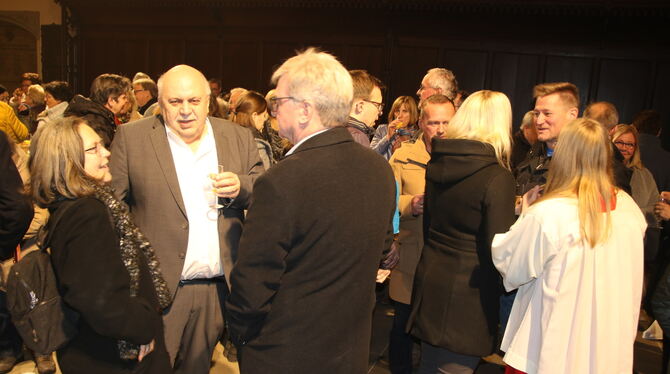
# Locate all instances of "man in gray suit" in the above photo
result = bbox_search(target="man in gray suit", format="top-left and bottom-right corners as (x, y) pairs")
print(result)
(110, 64), (263, 374)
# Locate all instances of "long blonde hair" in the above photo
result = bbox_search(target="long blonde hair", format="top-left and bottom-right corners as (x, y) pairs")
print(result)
(537, 118), (614, 248)
(443, 90), (512, 169)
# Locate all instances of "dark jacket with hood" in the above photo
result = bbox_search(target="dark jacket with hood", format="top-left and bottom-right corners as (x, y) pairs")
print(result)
(408, 138), (516, 357)
(65, 95), (117, 148)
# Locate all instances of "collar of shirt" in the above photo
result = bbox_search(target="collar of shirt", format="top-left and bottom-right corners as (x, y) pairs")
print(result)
(285, 128), (329, 156)
(165, 117), (215, 155)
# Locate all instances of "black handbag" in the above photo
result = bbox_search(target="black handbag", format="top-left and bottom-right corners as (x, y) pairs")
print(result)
(5, 202), (80, 354)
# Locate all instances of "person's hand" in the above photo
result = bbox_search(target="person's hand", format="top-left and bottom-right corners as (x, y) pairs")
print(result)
(521, 185), (543, 213)
(411, 194), (424, 216)
(382, 241), (400, 269)
(376, 269), (391, 283)
(138, 339), (155, 362)
(387, 119), (403, 140)
(211, 172), (241, 199)
(656, 192), (670, 221)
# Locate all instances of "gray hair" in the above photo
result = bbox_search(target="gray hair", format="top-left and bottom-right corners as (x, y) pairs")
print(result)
(271, 48), (353, 128)
(425, 68), (458, 101)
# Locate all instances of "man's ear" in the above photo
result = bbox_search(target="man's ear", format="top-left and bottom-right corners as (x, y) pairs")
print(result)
(352, 99), (364, 115)
(297, 101), (313, 126)
(105, 96), (116, 111)
(567, 107), (579, 120)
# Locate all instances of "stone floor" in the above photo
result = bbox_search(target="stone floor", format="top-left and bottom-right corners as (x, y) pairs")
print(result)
(6, 303), (664, 374)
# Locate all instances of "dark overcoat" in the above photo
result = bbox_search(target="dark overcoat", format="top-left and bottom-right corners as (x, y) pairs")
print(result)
(226, 127), (396, 374)
(408, 138), (515, 357)
(49, 197), (172, 374)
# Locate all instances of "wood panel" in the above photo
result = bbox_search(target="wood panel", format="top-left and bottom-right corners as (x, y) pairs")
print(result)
(146, 38), (186, 81)
(442, 49), (488, 93)
(221, 41), (262, 92)
(391, 44), (440, 100)
(185, 40), (222, 81)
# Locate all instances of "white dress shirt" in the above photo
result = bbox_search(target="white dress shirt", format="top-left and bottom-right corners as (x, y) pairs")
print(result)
(166, 119), (223, 280)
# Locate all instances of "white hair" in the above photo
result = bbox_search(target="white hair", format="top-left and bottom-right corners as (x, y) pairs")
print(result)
(271, 48), (353, 128)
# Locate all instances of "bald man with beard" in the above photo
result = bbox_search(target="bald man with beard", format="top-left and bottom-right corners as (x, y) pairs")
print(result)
(110, 65), (263, 374)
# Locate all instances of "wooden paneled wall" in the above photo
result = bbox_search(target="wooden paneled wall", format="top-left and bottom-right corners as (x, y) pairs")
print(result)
(62, 3), (670, 126)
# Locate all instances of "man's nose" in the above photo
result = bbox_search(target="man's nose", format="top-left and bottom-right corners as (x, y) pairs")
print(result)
(179, 102), (191, 115)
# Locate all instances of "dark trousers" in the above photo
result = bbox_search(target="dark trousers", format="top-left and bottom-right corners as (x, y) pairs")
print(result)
(389, 301), (413, 374)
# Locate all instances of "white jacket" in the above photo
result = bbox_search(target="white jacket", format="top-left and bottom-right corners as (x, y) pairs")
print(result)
(492, 191), (646, 374)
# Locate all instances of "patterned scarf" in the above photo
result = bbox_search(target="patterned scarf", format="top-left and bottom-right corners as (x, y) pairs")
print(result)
(91, 183), (172, 360)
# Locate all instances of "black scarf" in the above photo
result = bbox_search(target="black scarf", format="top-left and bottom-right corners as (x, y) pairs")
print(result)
(92, 183), (172, 359)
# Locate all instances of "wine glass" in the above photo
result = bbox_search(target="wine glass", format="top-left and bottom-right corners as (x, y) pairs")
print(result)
(209, 164), (225, 209)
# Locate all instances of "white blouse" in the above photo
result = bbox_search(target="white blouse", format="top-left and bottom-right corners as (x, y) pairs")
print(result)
(492, 191), (646, 374)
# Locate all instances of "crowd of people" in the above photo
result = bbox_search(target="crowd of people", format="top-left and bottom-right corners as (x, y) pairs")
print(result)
(1, 46), (670, 374)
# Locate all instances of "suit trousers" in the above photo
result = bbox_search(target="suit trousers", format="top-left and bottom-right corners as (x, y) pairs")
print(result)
(163, 280), (227, 374)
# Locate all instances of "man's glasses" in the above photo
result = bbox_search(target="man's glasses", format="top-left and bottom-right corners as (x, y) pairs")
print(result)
(269, 96), (305, 115)
(363, 99), (384, 113)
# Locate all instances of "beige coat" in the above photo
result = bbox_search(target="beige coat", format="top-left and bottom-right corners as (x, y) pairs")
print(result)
(389, 137), (429, 304)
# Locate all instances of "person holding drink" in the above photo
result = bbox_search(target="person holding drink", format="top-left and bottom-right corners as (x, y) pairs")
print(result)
(371, 96), (420, 160)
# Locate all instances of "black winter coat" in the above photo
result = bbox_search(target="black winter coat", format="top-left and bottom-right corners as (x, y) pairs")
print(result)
(409, 138), (515, 356)
(65, 95), (117, 148)
(0, 130), (32, 260)
(49, 197), (171, 374)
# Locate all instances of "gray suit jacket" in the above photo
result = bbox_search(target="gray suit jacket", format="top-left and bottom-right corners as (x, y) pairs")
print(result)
(109, 115), (263, 296)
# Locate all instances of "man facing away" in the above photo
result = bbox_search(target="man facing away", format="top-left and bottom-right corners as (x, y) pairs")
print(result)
(346, 69), (384, 146)
(225, 48), (396, 374)
(109, 64), (263, 374)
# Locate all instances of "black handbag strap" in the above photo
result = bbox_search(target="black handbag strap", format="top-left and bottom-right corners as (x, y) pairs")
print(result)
(36, 200), (77, 252)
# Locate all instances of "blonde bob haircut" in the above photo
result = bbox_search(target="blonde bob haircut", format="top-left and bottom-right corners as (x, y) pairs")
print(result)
(387, 96), (419, 126)
(27, 84), (45, 106)
(536, 118), (614, 248)
(443, 90), (512, 169)
(611, 124), (643, 169)
(271, 47), (353, 128)
(29, 117), (96, 207)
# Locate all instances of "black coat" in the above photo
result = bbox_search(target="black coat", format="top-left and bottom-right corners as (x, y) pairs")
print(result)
(226, 127), (396, 374)
(0, 130), (33, 260)
(49, 197), (171, 374)
(65, 95), (117, 148)
(409, 138), (515, 357)
(514, 141), (632, 195)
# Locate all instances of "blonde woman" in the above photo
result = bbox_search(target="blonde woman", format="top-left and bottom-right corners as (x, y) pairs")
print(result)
(408, 90), (516, 373)
(611, 124), (659, 227)
(492, 118), (646, 374)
